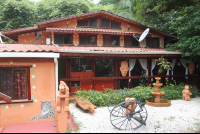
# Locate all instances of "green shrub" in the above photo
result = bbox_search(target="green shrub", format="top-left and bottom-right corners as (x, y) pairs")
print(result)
(74, 83), (198, 107)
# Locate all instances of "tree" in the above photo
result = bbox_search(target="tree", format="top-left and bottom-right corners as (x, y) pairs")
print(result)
(132, 0), (199, 32)
(114, 0), (137, 21)
(36, 0), (90, 22)
(166, 3), (200, 62)
(99, 0), (120, 5)
(0, 0), (36, 31)
(89, 4), (114, 13)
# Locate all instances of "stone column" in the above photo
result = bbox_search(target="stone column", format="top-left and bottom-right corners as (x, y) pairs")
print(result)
(57, 81), (69, 133)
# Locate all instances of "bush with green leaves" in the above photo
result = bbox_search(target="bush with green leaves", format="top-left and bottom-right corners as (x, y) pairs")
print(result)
(75, 81), (198, 107)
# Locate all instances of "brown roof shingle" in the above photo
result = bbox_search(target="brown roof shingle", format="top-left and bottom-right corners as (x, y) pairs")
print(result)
(0, 44), (59, 52)
(59, 46), (171, 53)
(46, 28), (143, 35)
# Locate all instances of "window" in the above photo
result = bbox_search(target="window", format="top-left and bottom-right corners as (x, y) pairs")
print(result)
(80, 35), (96, 45)
(77, 17), (121, 29)
(0, 65), (32, 102)
(55, 34), (72, 45)
(71, 81), (80, 87)
(101, 18), (110, 28)
(95, 59), (114, 77)
(77, 17), (98, 27)
(101, 18), (120, 29)
(146, 37), (159, 48)
(103, 35), (119, 46)
(71, 59), (92, 72)
(124, 36), (139, 47)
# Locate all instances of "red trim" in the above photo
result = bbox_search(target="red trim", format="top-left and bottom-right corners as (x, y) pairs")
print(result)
(0, 65), (32, 68)
(0, 100), (33, 104)
(27, 67), (31, 100)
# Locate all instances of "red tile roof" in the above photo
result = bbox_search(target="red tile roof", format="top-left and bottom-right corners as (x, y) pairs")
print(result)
(1, 26), (39, 35)
(0, 44), (59, 52)
(46, 28), (144, 35)
(59, 46), (173, 53)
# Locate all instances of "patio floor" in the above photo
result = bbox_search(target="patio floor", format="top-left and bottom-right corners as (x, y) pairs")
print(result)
(3, 121), (57, 133)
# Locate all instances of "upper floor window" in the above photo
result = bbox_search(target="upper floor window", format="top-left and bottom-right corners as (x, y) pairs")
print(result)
(146, 37), (159, 48)
(124, 36), (139, 47)
(77, 17), (98, 27)
(77, 16), (121, 29)
(103, 35), (119, 46)
(101, 18), (120, 29)
(80, 35), (96, 46)
(55, 34), (72, 45)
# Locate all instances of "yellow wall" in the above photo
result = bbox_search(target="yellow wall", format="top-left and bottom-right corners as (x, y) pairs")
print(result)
(0, 58), (56, 128)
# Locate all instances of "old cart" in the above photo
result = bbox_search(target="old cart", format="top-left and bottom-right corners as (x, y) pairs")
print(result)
(108, 92), (147, 130)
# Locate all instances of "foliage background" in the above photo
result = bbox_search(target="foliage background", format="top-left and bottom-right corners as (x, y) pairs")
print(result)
(0, 0), (199, 61)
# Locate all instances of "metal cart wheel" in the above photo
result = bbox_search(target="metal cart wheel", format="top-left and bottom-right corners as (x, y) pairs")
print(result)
(107, 92), (135, 113)
(110, 100), (147, 130)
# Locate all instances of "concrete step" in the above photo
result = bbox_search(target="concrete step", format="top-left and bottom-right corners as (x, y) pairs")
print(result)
(3, 121), (57, 133)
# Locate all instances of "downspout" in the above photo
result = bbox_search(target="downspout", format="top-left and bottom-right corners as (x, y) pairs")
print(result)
(54, 57), (58, 102)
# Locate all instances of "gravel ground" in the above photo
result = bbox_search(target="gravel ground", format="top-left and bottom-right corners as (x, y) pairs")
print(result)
(69, 96), (200, 133)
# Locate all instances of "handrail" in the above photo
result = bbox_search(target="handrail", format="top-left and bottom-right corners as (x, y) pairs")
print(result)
(0, 92), (11, 103)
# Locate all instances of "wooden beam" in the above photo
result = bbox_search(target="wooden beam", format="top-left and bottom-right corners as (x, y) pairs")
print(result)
(0, 33), (17, 43)
(58, 74), (189, 81)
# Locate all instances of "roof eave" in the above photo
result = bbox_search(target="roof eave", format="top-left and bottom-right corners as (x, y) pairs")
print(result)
(58, 49), (182, 55)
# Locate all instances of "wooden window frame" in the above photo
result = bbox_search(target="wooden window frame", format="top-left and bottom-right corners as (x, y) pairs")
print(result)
(79, 34), (97, 46)
(124, 36), (140, 47)
(0, 65), (33, 104)
(146, 37), (160, 48)
(77, 16), (121, 30)
(77, 17), (99, 28)
(103, 35), (120, 47)
(54, 34), (73, 45)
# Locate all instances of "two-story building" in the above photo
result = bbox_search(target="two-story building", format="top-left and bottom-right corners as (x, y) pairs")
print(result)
(0, 10), (193, 128)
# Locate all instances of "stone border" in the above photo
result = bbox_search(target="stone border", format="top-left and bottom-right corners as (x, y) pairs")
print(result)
(145, 98), (171, 107)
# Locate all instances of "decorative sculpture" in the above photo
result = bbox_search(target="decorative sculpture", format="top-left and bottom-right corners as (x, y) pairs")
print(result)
(182, 85), (192, 101)
(57, 81), (69, 113)
(75, 96), (96, 114)
(57, 81), (69, 133)
(188, 61), (195, 74)
(120, 61), (129, 77)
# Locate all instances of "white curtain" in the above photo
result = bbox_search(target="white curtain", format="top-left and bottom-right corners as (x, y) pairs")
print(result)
(172, 59), (177, 80)
(151, 59), (157, 81)
(129, 59), (136, 82)
(180, 58), (188, 79)
(139, 59), (148, 76)
(164, 59), (170, 76)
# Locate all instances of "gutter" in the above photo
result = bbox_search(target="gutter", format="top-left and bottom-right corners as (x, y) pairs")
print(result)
(58, 50), (182, 55)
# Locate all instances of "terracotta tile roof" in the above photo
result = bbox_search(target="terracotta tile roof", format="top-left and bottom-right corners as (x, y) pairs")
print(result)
(39, 10), (176, 39)
(0, 43), (59, 52)
(46, 28), (143, 35)
(1, 26), (39, 35)
(59, 46), (173, 53)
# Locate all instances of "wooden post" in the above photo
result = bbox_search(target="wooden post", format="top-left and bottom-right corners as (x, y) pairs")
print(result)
(51, 32), (54, 44)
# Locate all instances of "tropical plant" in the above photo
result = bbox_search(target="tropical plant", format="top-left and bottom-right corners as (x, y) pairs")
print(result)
(155, 57), (172, 75)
